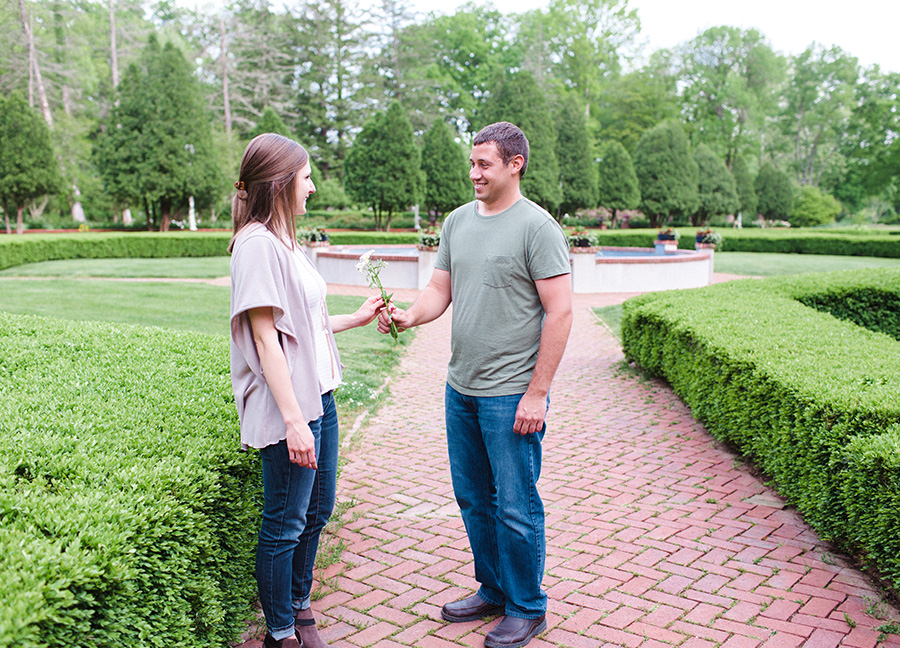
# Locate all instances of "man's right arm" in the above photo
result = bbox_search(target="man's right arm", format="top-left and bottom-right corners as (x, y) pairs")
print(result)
(377, 268), (451, 333)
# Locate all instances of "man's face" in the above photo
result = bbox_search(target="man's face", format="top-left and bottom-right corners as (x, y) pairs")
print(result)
(469, 142), (517, 205)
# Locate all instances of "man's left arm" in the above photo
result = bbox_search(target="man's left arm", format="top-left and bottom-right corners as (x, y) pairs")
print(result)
(514, 273), (574, 435)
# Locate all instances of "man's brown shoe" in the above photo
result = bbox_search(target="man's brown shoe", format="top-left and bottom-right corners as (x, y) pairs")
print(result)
(441, 594), (505, 622)
(484, 614), (547, 648)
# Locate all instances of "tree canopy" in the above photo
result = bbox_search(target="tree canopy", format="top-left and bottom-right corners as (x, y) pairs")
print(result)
(633, 120), (699, 227)
(596, 141), (640, 228)
(693, 144), (740, 226)
(421, 120), (472, 217)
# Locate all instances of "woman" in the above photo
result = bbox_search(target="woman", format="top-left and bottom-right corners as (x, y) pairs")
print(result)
(229, 133), (382, 648)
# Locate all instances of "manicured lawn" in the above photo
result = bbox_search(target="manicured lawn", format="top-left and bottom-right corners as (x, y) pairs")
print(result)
(0, 277), (409, 433)
(714, 251), (900, 276)
(0, 256), (231, 278)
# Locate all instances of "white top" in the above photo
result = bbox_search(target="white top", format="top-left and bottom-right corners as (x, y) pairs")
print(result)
(292, 247), (341, 393)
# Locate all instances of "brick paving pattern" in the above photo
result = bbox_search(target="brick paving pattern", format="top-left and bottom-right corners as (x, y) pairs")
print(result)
(238, 284), (900, 648)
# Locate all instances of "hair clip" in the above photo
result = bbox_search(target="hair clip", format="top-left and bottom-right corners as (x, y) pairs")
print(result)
(234, 180), (245, 191)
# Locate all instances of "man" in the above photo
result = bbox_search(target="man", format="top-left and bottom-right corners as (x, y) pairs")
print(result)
(378, 121), (573, 648)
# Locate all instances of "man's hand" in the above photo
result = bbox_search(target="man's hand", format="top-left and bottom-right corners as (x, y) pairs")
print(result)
(377, 301), (410, 334)
(513, 390), (547, 435)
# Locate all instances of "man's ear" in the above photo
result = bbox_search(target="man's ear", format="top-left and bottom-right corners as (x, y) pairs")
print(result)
(509, 154), (525, 174)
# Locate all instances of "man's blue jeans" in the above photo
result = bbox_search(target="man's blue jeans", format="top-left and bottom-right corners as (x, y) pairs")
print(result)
(445, 383), (547, 619)
(256, 392), (338, 641)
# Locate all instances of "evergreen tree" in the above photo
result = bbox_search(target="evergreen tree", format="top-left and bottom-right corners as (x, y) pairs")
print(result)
(731, 155), (757, 224)
(344, 102), (422, 231)
(633, 121), (699, 227)
(790, 185), (840, 227)
(96, 36), (222, 231)
(556, 93), (597, 217)
(248, 106), (293, 139)
(421, 120), (471, 218)
(693, 144), (740, 226)
(596, 141), (640, 228)
(0, 93), (61, 234)
(478, 70), (562, 213)
(755, 162), (794, 222)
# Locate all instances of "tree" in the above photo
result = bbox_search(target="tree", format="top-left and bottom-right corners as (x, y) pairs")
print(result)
(0, 93), (61, 234)
(779, 44), (858, 187)
(791, 185), (841, 227)
(596, 141), (640, 228)
(731, 155), (757, 223)
(344, 102), (422, 231)
(633, 120), (699, 227)
(421, 120), (471, 218)
(693, 144), (739, 226)
(248, 106), (292, 139)
(478, 70), (562, 213)
(556, 93), (597, 217)
(755, 161), (794, 222)
(676, 26), (784, 167)
(96, 36), (222, 231)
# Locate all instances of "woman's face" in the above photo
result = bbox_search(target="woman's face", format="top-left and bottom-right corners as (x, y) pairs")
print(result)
(294, 161), (315, 214)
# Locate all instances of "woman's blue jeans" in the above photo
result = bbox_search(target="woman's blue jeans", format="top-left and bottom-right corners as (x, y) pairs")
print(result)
(445, 383), (548, 619)
(256, 392), (338, 641)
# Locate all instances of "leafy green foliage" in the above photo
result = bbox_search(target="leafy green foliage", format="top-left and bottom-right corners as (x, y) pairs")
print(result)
(0, 93), (61, 232)
(0, 313), (260, 646)
(344, 102), (422, 231)
(693, 144), (740, 226)
(95, 36), (222, 231)
(421, 120), (471, 217)
(596, 141), (640, 228)
(633, 120), (699, 227)
(755, 161), (794, 221)
(731, 155), (758, 221)
(791, 185), (842, 227)
(621, 267), (900, 592)
(477, 70), (562, 213)
(555, 93), (598, 217)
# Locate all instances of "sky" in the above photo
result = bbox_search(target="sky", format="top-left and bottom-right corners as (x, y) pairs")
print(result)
(407, 0), (900, 73)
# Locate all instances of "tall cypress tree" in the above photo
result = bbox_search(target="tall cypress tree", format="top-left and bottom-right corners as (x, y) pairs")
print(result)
(344, 102), (422, 231)
(0, 93), (61, 234)
(478, 70), (562, 213)
(596, 141), (640, 228)
(731, 155), (757, 224)
(693, 144), (739, 226)
(633, 120), (699, 227)
(96, 36), (222, 231)
(556, 93), (597, 219)
(421, 120), (471, 218)
(755, 162), (794, 222)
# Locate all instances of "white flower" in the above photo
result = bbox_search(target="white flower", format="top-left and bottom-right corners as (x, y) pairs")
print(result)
(356, 249), (374, 272)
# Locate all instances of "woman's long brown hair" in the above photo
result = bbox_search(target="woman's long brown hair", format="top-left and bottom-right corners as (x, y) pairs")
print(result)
(228, 133), (309, 252)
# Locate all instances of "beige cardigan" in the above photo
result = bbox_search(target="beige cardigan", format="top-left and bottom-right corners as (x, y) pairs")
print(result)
(230, 225), (342, 449)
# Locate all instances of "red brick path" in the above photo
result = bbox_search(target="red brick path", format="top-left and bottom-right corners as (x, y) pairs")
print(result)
(238, 284), (900, 648)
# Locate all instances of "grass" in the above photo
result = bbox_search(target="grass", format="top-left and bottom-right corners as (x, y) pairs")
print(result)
(0, 256), (231, 278)
(591, 251), (900, 338)
(0, 275), (410, 434)
(714, 251), (900, 276)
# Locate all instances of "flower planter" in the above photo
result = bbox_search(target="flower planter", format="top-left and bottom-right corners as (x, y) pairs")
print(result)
(415, 244), (439, 252)
(570, 246), (598, 254)
(304, 240), (330, 248)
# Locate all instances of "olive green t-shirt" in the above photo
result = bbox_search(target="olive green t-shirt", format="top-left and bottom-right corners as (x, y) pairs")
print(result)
(435, 198), (570, 396)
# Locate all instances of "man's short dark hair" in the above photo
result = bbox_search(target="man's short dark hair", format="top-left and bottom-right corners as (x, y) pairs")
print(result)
(473, 121), (530, 178)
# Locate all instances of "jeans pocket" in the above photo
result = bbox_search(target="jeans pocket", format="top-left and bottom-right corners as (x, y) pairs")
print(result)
(483, 255), (515, 288)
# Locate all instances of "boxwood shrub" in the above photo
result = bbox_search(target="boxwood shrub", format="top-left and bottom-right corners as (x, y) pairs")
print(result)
(621, 267), (900, 591)
(0, 232), (421, 272)
(0, 313), (260, 647)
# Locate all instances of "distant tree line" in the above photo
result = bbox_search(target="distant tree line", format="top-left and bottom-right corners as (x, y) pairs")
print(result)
(1, 0), (898, 232)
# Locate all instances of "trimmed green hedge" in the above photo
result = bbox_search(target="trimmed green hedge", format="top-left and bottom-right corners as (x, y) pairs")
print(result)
(0, 313), (259, 647)
(588, 228), (900, 257)
(621, 268), (900, 591)
(0, 232), (420, 271)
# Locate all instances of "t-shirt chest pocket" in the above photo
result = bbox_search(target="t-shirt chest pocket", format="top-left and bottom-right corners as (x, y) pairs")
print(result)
(483, 255), (516, 288)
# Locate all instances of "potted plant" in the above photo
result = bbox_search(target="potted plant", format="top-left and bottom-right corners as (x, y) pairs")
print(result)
(416, 227), (441, 251)
(695, 228), (723, 248)
(299, 226), (329, 247)
(656, 227), (680, 241)
(566, 228), (599, 253)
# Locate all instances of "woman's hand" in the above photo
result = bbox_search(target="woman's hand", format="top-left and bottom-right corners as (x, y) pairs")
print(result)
(330, 295), (385, 332)
(285, 418), (317, 468)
